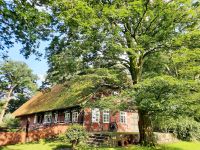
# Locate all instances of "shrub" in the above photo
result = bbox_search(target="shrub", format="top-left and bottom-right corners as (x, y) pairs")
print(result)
(154, 116), (200, 141)
(65, 124), (88, 149)
(174, 118), (200, 141)
(0, 113), (20, 129)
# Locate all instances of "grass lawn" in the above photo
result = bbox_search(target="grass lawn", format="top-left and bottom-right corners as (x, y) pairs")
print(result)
(0, 141), (200, 150)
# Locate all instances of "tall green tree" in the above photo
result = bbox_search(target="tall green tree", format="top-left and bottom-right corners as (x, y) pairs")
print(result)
(45, 0), (199, 83)
(0, 60), (37, 123)
(44, 0), (199, 143)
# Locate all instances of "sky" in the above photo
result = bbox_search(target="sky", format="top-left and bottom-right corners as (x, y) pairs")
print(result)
(2, 42), (49, 86)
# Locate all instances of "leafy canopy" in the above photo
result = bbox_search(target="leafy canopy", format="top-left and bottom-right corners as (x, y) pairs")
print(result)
(0, 60), (38, 94)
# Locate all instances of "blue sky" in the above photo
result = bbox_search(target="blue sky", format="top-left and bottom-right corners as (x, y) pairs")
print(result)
(2, 42), (49, 86)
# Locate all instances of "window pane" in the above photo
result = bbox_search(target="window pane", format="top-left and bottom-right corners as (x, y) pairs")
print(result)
(72, 112), (78, 122)
(103, 110), (110, 123)
(65, 112), (70, 122)
(120, 111), (126, 123)
(54, 113), (58, 123)
(92, 108), (100, 123)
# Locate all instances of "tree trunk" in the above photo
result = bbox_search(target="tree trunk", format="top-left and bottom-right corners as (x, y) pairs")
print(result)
(138, 110), (155, 146)
(128, 58), (155, 145)
(0, 86), (15, 124)
(125, 30), (154, 145)
(128, 54), (144, 84)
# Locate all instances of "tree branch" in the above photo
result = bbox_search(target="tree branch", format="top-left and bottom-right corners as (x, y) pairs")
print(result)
(133, 0), (150, 37)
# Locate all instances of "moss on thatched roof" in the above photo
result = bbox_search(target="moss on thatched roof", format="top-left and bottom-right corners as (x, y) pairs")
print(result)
(13, 68), (132, 117)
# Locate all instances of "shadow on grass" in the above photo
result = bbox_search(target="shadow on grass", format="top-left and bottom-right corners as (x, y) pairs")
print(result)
(49, 143), (71, 150)
(159, 146), (183, 150)
(99, 144), (184, 150)
(0, 146), (16, 150)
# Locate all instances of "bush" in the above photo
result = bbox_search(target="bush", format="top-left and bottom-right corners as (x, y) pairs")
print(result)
(154, 116), (200, 141)
(174, 118), (200, 141)
(0, 113), (20, 129)
(65, 124), (88, 149)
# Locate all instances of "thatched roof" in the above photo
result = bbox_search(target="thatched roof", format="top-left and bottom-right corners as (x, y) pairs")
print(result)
(13, 69), (132, 117)
(13, 84), (83, 117)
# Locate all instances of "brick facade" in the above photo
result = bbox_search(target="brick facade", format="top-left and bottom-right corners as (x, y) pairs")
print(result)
(84, 108), (139, 133)
(0, 107), (139, 146)
(0, 124), (69, 146)
(18, 107), (139, 133)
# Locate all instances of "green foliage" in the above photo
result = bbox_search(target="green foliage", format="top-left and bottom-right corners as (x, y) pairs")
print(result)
(123, 75), (200, 141)
(7, 93), (28, 113)
(1, 0), (197, 83)
(165, 48), (200, 79)
(0, 0), (51, 58)
(65, 124), (88, 149)
(154, 117), (200, 141)
(0, 60), (38, 121)
(0, 101), (5, 112)
(44, 0), (199, 83)
(0, 60), (38, 92)
(126, 75), (200, 117)
(0, 113), (20, 128)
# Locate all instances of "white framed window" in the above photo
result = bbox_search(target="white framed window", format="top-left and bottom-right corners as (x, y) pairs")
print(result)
(54, 112), (58, 123)
(44, 112), (52, 124)
(103, 110), (110, 123)
(120, 111), (127, 124)
(92, 108), (100, 123)
(34, 114), (37, 124)
(64, 112), (71, 123)
(72, 112), (78, 122)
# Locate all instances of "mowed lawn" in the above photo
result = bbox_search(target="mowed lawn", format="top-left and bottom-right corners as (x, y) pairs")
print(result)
(0, 141), (200, 150)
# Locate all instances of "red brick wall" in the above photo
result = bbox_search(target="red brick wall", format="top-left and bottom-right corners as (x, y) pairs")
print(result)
(83, 108), (139, 133)
(0, 132), (26, 146)
(0, 124), (69, 146)
(26, 124), (68, 142)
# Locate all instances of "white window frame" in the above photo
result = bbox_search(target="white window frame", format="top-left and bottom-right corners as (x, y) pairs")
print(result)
(54, 112), (58, 123)
(103, 110), (110, 123)
(72, 112), (78, 123)
(120, 111), (127, 124)
(44, 112), (52, 124)
(92, 108), (100, 123)
(64, 112), (71, 123)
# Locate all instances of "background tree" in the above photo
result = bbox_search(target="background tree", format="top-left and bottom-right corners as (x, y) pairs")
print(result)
(8, 93), (29, 113)
(0, 60), (37, 123)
